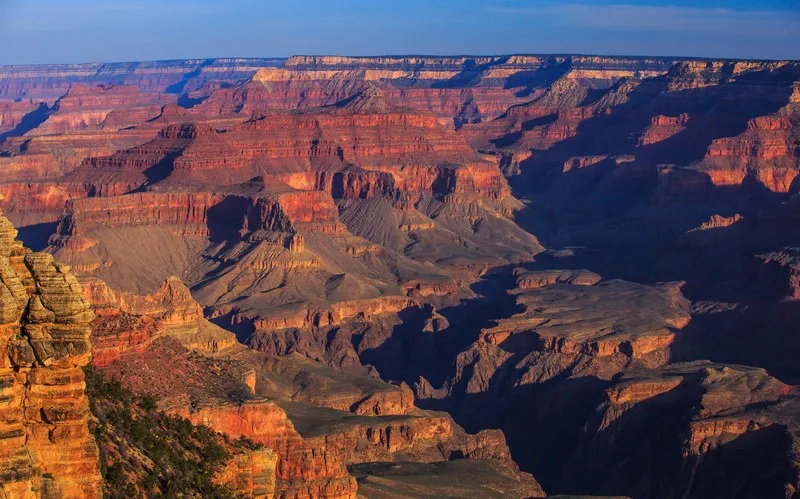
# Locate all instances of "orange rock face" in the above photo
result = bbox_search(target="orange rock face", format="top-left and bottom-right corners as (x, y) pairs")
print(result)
(702, 111), (800, 191)
(176, 401), (357, 498)
(214, 448), (278, 498)
(0, 182), (93, 226)
(54, 187), (344, 240)
(0, 211), (101, 498)
(84, 276), (219, 366)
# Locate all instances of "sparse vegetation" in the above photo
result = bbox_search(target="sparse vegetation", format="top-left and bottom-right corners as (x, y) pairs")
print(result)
(84, 366), (258, 498)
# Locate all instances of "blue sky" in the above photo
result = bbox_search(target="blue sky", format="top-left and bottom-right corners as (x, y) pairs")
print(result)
(0, 0), (798, 64)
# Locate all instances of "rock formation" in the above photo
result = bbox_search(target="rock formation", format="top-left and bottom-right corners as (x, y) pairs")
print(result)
(0, 209), (102, 498)
(563, 362), (800, 498)
(82, 273), (544, 498)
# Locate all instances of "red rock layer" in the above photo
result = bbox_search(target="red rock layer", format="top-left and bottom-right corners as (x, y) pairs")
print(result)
(0, 100), (41, 133)
(83, 276), (214, 367)
(29, 84), (173, 136)
(701, 110), (800, 192)
(639, 113), (690, 146)
(176, 401), (358, 498)
(226, 296), (417, 332)
(0, 182), (95, 226)
(473, 60), (800, 203)
(190, 55), (676, 129)
(54, 188), (344, 240)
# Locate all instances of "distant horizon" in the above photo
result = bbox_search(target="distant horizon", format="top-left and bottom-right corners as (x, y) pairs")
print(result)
(1, 1), (798, 65)
(2, 51), (799, 68)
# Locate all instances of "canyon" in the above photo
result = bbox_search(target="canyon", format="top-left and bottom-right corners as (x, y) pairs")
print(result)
(1, 53), (799, 498)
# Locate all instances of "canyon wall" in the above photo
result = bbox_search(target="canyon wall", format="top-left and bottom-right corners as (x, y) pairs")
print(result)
(0, 211), (102, 498)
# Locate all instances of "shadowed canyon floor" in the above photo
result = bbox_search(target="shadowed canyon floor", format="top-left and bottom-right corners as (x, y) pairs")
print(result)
(2, 54), (800, 498)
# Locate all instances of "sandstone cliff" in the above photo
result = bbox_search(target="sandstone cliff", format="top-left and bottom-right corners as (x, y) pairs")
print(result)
(0, 210), (102, 498)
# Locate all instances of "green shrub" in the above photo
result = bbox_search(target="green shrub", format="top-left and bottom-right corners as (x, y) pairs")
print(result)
(83, 367), (238, 498)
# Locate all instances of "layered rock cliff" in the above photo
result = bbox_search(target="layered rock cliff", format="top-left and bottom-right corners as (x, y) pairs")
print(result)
(85, 367), (278, 498)
(27, 84), (173, 136)
(0, 210), (102, 498)
(562, 362), (800, 498)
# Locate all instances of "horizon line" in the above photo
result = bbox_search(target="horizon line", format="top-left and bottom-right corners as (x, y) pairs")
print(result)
(1, 52), (798, 68)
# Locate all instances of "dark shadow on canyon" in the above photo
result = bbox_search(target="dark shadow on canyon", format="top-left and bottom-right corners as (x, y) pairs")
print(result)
(0, 103), (49, 144)
(504, 58), (572, 98)
(128, 151), (182, 190)
(16, 222), (59, 252)
(359, 265), (523, 388)
(165, 58), (214, 95)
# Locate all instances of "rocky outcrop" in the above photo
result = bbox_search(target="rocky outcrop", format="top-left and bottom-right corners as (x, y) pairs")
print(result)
(562, 362), (800, 498)
(215, 448), (278, 498)
(84, 276), (239, 366)
(639, 113), (690, 146)
(478, 278), (690, 365)
(0, 210), (102, 497)
(414, 275), (693, 492)
(699, 106), (800, 192)
(236, 296), (416, 333)
(513, 268), (602, 289)
(422, 275), (692, 398)
(84, 366), (279, 499)
(174, 400), (358, 499)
